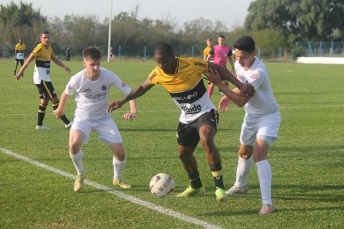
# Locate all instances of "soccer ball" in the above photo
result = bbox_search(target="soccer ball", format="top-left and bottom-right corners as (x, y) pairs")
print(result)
(149, 173), (175, 198)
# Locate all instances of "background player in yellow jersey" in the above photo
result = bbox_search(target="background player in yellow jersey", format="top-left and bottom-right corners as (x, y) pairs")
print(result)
(107, 42), (255, 202)
(203, 38), (213, 61)
(14, 38), (27, 76)
(14, 31), (72, 130)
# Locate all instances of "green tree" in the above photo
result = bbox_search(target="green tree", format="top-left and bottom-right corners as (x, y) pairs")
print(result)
(244, 0), (344, 41)
(0, 1), (47, 46)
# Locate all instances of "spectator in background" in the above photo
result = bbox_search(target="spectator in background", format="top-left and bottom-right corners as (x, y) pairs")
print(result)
(66, 46), (71, 61)
(109, 47), (114, 59)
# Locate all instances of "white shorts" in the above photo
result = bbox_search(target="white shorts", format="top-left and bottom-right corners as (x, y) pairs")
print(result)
(71, 118), (123, 145)
(240, 113), (281, 146)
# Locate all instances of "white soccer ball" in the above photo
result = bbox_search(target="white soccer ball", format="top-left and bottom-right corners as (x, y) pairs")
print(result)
(149, 173), (175, 198)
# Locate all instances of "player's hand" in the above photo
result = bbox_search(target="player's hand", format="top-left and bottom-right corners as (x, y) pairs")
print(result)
(53, 108), (64, 119)
(203, 68), (222, 86)
(64, 66), (71, 74)
(218, 96), (231, 112)
(107, 101), (123, 113)
(122, 112), (136, 121)
(239, 83), (255, 97)
(14, 74), (21, 81)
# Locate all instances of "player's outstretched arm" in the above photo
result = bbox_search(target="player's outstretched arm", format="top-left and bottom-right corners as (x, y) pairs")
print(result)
(107, 79), (154, 113)
(51, 54), (71, 73)
(53, 90), (70, 118)
(122, 99), (137, 121)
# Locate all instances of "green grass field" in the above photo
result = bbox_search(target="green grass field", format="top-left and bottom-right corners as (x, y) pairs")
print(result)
(0, 60), (343, 228)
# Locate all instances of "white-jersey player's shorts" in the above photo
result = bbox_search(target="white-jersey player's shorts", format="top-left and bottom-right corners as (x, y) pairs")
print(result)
(240, 112), (281, 146)
(71, 118), (123, 145)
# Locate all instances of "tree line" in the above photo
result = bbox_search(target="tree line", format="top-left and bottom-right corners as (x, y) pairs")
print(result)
(1, 0), (343, 59)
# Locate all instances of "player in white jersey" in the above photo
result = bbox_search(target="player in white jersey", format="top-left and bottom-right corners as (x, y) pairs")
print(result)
(53, 47), (137, 192)
(204, 36), (280, 214)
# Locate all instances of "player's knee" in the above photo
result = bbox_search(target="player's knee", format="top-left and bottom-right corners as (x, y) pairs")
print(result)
(69, 141), (82, 154)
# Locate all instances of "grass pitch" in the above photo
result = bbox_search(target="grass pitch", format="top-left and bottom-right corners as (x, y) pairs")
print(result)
(0, 60), (343, 228)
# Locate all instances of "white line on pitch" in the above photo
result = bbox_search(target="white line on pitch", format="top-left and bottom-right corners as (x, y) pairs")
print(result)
(0, 147), (222, 229)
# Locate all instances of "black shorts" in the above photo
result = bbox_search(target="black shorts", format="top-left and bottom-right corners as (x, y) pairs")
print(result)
(177, 109), (219, 148)
(15, 59), (24, 65)
(35, 80), (57, 99)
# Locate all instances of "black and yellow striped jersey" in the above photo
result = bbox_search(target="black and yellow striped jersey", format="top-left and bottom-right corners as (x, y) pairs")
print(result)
(148, 57), (216, 124)
(32, 43), (53, 84)
(15, 43), (26, 59)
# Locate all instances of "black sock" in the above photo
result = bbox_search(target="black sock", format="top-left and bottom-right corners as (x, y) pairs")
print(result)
(210, 161), (225, 190)
(187, 171), (202, 189)
(37, 103), (47, 126)
(52, 102), (70, 124)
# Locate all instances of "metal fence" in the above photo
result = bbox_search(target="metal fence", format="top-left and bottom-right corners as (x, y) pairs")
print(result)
(2, 42), (344, 62)
(296, 41), (344, 57)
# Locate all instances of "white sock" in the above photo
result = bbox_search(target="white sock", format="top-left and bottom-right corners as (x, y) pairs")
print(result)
(256, 160), (272, 205)
(234, 156), (253, 187)
(70, 149), (85, 176)
(113, 157), (126, 181)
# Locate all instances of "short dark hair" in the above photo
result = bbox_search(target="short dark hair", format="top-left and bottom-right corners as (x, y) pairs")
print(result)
(219, 35), (225, 40)
(233, 36), (255, 54)
(154, 43), (174, 56)
(41, 31), (49, 36)
(83, 47), (101, 60)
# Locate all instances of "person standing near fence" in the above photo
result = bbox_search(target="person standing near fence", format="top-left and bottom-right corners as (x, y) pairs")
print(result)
(204, 36), (281, 214)
(14, 38), (28, 76)
(13, 31), (72, 130)
(65, 46), (71, 61)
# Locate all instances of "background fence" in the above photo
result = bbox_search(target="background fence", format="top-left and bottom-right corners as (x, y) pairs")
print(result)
(2, 41), (344, 62)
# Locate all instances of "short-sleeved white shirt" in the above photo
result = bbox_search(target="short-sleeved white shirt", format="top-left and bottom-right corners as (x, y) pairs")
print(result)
(235, 57), (280, 123)
(65, 68), (132, 122)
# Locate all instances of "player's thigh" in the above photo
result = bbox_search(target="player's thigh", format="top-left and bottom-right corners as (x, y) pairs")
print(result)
(240, 122), (256, 146)
(35, 81), (57, 99)
(95, 119), (123, 145)
(257, 113), (281, 143)
(70, 119), (92, 145)
(177, 121), (199, 149)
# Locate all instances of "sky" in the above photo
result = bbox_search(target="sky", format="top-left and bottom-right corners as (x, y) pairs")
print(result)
(2, 0), (254, 29)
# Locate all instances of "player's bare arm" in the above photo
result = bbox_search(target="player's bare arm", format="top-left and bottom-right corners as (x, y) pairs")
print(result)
(208, 62), (255, 97)
(204, 68), (251, 110)
(122, 99), (137, 121)
(51, 54), (71, 73)
(53, 91), (70, 118)
(13, 54), (35, 81)
(206, 54), (213, 62)
(107, 79), (154, 113)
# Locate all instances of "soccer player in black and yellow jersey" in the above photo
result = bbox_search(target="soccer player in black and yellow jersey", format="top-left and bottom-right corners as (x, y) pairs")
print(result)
(14, 38), (27, 76)
(14, 31), (72, 130)
(107, 43), (255, 202)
